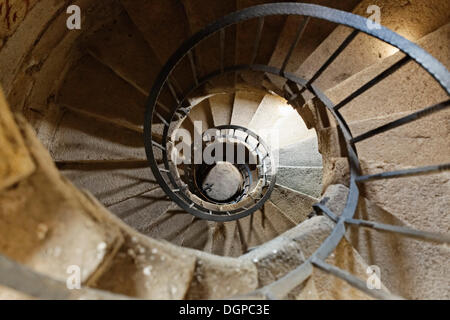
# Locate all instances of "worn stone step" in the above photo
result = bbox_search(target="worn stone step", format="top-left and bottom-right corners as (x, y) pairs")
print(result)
(179, 217), (211, 251)
(121, 0), (190, 64)
(237, 202), (297, 253)
(326, 23), (450, 123)
(84, 11), (161, 94)
(238, 210), (273, 250)
(248, 93), (315, 149)
(57, 55), (147, 131)
(262, 201), (297, 235)
(275, 136), (323, 167)
(0, 253), (128, 300)
(230, 91), (264, 127)
(206, 221), (244, 257)
(270, 184), (318, 224)
(49, 109), (145, 162)
(86, 190), (258, 300)
(60, 164), (157, 208)
(294, 0), (450, 94)
(276, 166), (323, 198)
(109, 188), (177, 233)
(120, 0), (193, 92)
(266, 0), (361, 89)
(349, 110), (449, 167)
(84, 190), (258, 300)
(326, 184), (449, 299)
(185, 253), (258, 300)
(317, 25), (450, 169)
(360, 160), (449, 236)
(107, 189), (210, 251)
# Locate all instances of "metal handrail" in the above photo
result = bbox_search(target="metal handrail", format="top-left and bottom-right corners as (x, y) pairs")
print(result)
(143, 3), (450, 299)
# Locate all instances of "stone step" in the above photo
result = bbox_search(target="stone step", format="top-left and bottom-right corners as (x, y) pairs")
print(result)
(237, 202), (297, 253)
(276, 166), (323, 198)
(263, 201), (297, 235)
(294, 0), (450, 94)
(238, 210), (274, 251)
(84, 190), (258, 300)
(326, 184), (449, 299)
(266, 0), (361, 89)
(209, 93), (234, 127)
(206, 221), (244, 257)
(326, 23), (450, 124)
(230, 91), (264, 127)
(57, 55), (147, 132)
(49, 109), (145, 162)
(269, 184), (318, 224)
(0, 253), (128, 300)
(107, 189), (210, 251)
(360, 160), (449, 236)
(84, 11), (161, 94)
(121, 0), (190, 65)
(57, 56), (146, 130)
(348, 110), (449, 168)
(120, 0), (193, 92)
(275, 136), (323, 167)
(178, 217), (210, 251)
(109, 188), (177, 232)
(60, 164), (157, 208)
(318, 24), (450, 169)
(248, 93), (315, 149)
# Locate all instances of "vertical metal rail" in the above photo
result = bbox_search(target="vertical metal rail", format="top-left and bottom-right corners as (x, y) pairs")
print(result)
(187, 50), (199, 86)
(250, 17), (265, 65)
(280, 16), (310, 75)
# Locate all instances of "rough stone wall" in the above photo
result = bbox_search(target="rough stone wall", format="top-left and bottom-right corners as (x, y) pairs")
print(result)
(0, 0), (39, 46)
(0, 0), (123, 133)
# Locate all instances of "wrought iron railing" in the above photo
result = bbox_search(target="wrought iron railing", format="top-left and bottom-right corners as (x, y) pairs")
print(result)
(143, 3), (450, 299)
(1, 2), (448, 300)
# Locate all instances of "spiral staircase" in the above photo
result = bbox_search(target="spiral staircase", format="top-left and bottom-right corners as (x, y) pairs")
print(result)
(0, 0), (449, 300)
